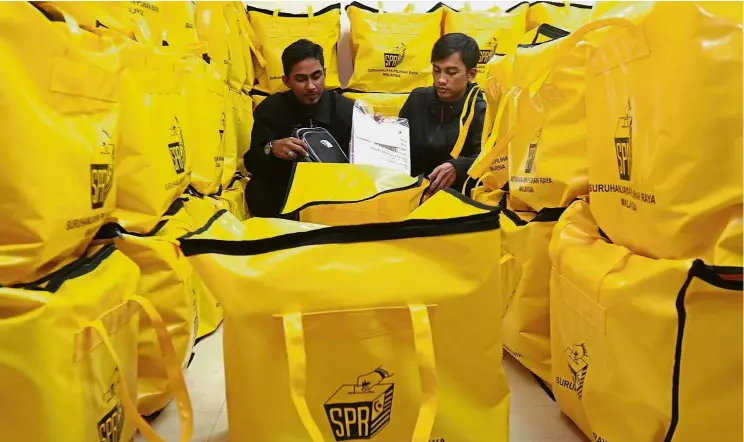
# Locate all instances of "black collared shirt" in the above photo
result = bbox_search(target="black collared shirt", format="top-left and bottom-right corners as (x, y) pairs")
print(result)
(244, 90), (354, 217)
(399, 83), (486, 190)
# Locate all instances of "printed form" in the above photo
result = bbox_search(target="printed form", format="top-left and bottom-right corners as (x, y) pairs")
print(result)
(351, 107), (411, 175)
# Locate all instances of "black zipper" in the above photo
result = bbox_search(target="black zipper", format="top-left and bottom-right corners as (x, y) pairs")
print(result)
(10, 244), (118, 293)
(180, 208), (500, 258)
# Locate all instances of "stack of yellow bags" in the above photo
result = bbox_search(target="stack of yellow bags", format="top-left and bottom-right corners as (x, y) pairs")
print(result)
(0, 2), (194, 440)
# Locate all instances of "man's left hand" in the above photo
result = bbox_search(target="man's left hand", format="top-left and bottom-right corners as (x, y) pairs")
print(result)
(428, 162), (456, 195)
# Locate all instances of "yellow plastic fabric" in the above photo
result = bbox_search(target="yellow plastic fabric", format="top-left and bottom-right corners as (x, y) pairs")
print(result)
(346, 3), (444, 93)
(59, 1), (163, 42)
(442, 3), (527, 86)
(112, 38), (193, 234)
(180, 196), (509, 442)
(342, 91), (410, 117)
(161, 1), (198, 46)
(195, 2), (231, 82)
(222, 86), (240, 188)
(527, 1), (593, 32)
(182, 55), (226, 196)
(500, 195), (565, 383)
(217, 175), (250, 221)
(250, 92), (269, 110)
(0, 245), (194, 442)
(248, 4), (342, 94)
(550, 200), (743, 442)
(585, 2), (743, 263)
(181, 196), (227, 339)
(508, 23), (591, 210)
(107, 198), (199, 416)
(0, 3), (120, 285)
(405, 188), (496, 220)
(280, 163), (429, 225)
(223, 2), (248, 91)
(234, 91), (254, 177)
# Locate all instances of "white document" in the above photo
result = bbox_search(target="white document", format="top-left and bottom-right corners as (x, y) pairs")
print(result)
(350, 106), (411, 175)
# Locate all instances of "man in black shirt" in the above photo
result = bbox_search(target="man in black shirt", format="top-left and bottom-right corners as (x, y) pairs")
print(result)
(244, 39), (354, 218)
(398, 33), (486, 194)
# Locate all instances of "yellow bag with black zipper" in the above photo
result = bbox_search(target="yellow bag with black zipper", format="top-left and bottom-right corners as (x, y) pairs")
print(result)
(216, 173), (250, 221)
(468, 24), (569, 198)
(161, 1), (198, 46)
(181, 196), (226, 339)
(585, 1), (742, 264)
(280, 163), (429, 225)
(0, 2), (120, 285)
(527, 1), (593, 32)
(104, 24), (194, 234)
(95, 197), (199, 416)
(442, 2), (528, 86)
(248, 4), (342, 94)
(499, 193), (565, 384)
(182, 51), (226, 197)
(342, 91), (410, 118)
(179, 191), (509, 442)
(346, 2), (444, 93)
(550, 199), (743, 442)
(507, 22), (592, 211)
(0, 243), (193, 442)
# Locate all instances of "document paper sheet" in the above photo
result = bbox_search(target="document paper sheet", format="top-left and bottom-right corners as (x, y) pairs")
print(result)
(350, 107), (411, 175)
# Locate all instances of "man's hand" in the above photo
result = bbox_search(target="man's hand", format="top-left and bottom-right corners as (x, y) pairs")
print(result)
(271, 137), (309, 161)
(428, 162), (457, 195)
(373, 112), (385, 122)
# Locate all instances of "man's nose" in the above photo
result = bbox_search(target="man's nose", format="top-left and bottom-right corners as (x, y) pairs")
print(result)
(306, 82), (317, 91)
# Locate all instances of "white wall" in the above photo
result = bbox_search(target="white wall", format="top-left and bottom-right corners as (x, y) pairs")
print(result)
(244, 1), (558, 88)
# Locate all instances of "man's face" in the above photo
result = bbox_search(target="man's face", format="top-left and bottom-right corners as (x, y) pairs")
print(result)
(283, 58), (326, 106)
(432, 52), (476, 103)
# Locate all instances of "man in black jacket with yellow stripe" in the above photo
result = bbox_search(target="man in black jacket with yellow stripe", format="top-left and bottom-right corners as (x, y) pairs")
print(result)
(397, 33), (486, 194)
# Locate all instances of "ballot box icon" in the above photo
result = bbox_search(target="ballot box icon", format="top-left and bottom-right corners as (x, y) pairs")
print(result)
(325, 367), (394, 441)
(615, 102), (633, 181)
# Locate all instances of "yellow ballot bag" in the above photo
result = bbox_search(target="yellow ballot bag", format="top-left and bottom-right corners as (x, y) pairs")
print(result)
(96, 197), (199, 416)
(181, 196), (227, 339)
(182, 54), (226, 197)
(221, 85), (241, 189)
(346, 2), (444, 93)
(585, 1), (743, 263)
(111, 34), (194, 234)
(280, 163), (429, 225)
(234, 91), (254, 177)
(342, 91), (410, 117)
(0, 2), (121, 285)
(526, 1), (593, 32)
(179, 192), (509, 442)
(550, 200), (743, 442)
(507, 23), (592, 211)
(442, 2), (528, 86)
(161, 1), (198, 46)
(499, 194), (566, 384)
(248, 4), (342, 94)
(216, 174), (250, 221)
(0, 244), (193, 442)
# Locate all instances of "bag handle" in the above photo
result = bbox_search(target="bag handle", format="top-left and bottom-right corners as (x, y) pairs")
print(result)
(34, 2), (81, 35)
(235, 7), (266, 67)
(283, 304), (439, 442)
(449, 85), (481, 158)
(87, 296), (193, 442)
(467, 85), (519, 179)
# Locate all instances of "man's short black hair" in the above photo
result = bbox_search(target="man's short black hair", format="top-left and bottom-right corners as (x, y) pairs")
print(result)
(431, 33), (480, 71)
(281, 39), (325, 77)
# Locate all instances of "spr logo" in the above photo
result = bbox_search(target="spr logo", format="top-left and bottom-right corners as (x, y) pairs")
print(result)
(90, 164), (114, 210)
(615, 101), (632, 181)
(524, 128), (542, 174)
(479, 37), (499, 65)
(384, 44), (406, 69)
(169, 117), (187, 174)
(98, 368), (126, 442)
(325, 367), (394, 441)
(320, 139), (334, 148)
(556, 344), (589, 400)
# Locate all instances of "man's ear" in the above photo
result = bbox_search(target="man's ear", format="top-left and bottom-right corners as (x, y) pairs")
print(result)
(282, 75), (290, 88)
(467, 67), (478, 82)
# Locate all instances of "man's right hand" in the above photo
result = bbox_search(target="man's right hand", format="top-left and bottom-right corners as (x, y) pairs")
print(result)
(271, 137), (309, 161)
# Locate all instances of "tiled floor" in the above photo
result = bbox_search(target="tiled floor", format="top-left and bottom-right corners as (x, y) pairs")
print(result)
(140, 326), (588, 442)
